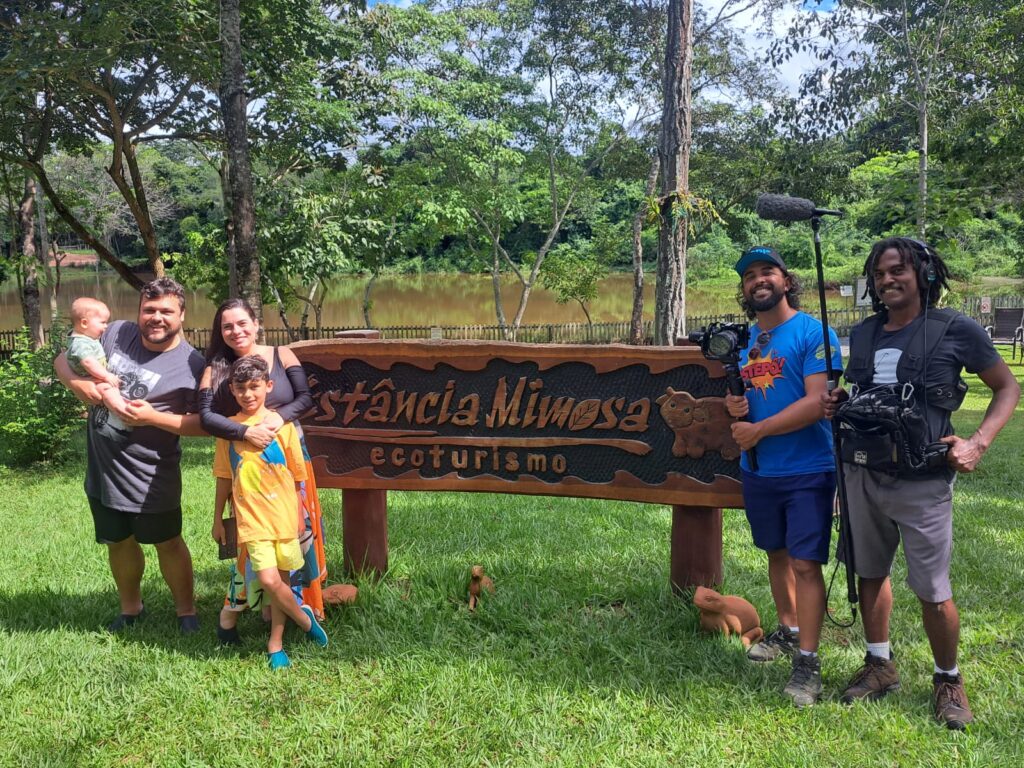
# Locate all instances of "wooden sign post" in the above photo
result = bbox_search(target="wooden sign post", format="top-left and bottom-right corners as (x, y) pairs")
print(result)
(292, 339), (745, 590)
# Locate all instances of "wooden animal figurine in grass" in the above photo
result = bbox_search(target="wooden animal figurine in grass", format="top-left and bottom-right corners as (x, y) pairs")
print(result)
(468, 565), (495, 612)
(323, 583), (358, 606)
(693, 586), (763, 648)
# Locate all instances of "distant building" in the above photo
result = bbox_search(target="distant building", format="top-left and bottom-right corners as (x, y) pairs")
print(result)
(49, 250), (99, 268)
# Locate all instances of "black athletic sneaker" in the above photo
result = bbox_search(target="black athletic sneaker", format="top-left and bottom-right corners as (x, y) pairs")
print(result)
(178, 614), (200, 635)
(783, 654), (823, 708)
(107, 606), (146, 633)
(747, 624), (799, 662)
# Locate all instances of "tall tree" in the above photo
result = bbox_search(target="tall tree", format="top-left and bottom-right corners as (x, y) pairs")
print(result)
(33, 180), (57, 321)
(219, 0), (262, 316)
(0, 0), (218, 289)
(775, 0), (970, 238)
(17, 176), (42, 348)
(654, 0), (694, 345)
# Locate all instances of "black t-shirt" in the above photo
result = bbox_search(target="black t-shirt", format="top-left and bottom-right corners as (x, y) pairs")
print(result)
(867, 312), (1002, 442)
(85, 321), (205, 513)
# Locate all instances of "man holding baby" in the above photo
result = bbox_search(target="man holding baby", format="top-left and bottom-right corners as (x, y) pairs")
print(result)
(54, 277), (207, 634)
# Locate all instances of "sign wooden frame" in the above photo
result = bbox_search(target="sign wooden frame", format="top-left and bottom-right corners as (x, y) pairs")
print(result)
(293, 339), (743, 508)
(292, 337), (741, 589)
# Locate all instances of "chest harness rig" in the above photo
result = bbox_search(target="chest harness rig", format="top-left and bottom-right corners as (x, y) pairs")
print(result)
(836, 308), (968, 475)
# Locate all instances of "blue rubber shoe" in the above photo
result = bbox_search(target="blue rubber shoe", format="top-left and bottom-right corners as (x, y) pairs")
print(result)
(301, 605), (328, 648)
(177, 614), (200, 635)
(267, 650), (291, 670)
(107, 606), (146, 633)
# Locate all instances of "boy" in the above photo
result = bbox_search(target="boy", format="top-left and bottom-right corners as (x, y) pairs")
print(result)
(212, 355), (328, 669)
(66, 297), (128, 415)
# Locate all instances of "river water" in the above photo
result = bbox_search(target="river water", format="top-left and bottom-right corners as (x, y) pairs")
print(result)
(0, 270), (756, 330)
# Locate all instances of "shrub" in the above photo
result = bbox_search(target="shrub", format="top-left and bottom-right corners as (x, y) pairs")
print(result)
(0, 326), (85, 466)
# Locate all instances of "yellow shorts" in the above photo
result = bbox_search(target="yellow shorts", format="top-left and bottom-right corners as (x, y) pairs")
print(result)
(245, 539), (303, 573)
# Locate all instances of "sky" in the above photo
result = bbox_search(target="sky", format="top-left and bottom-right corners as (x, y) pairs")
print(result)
(363, 0), (839, 95)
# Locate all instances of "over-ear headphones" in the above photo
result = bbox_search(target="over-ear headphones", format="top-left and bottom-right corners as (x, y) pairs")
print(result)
(907, 238), (937, 283)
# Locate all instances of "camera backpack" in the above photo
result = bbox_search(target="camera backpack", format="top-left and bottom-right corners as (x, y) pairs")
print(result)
(839, 308), (967, 475)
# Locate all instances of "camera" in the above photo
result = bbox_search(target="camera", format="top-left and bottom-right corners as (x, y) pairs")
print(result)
(687, 321), (755, 470)
(688, 322), (750, 364)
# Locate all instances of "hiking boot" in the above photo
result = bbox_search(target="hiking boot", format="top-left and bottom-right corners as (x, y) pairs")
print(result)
(933, 673), (974, 730)
(783, 654), (822, 708)
(746, 624), (799, 662)
(841, 653), (901, 703)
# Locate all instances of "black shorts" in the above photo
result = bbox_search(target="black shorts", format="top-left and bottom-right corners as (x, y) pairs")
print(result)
(88, 496), (182, 545)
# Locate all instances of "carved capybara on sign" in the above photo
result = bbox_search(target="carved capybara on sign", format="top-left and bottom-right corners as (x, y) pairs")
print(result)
(656, 387), (741, 460)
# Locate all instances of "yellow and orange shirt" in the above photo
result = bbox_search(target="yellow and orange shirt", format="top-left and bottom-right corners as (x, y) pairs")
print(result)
(213, 411), (308, 544)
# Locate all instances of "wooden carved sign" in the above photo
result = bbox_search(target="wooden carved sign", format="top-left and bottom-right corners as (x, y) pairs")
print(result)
(291, 340), (744, 508)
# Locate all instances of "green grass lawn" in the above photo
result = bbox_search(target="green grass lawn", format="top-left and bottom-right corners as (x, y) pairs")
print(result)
(2, 358), (1023, 767)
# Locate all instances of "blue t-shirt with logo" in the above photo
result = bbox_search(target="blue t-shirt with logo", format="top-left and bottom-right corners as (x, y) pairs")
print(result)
(738, 311), (841, 476)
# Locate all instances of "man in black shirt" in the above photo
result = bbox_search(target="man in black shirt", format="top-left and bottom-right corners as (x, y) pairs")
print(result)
(823, 238), (1018, 729)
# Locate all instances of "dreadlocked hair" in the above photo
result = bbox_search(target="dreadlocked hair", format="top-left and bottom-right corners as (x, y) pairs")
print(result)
(862, 237), (951, 315)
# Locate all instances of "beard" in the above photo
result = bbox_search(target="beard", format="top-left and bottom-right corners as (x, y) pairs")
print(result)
(748, 285), (786, 313)
(142, 323), (179, 345)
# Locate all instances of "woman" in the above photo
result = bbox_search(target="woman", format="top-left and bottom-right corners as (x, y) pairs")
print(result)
(200, 298), (328, 644)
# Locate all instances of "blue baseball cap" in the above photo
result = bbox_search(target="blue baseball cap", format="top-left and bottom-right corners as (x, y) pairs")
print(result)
(735, 246), (788, 275)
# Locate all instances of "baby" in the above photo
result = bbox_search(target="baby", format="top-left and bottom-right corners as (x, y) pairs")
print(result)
(66, 297), (127, 414)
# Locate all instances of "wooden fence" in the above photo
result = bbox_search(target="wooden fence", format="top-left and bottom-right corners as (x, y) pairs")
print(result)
(0, 300), (1016, 358)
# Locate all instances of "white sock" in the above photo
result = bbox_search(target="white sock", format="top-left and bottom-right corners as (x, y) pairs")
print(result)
(800, 649), (818, 658)
(788, 626), (799, 635)
(935, 663), (959, 677)
(866, 641), (890, 660)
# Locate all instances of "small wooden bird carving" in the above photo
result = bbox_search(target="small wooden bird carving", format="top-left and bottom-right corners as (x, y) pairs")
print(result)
(468, 565), (495, 611)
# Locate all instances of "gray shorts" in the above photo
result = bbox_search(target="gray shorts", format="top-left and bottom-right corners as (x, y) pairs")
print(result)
(843, 465), (955, 603)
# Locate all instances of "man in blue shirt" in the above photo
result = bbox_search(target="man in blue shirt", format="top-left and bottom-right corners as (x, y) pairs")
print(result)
(725, 246), (842, 707)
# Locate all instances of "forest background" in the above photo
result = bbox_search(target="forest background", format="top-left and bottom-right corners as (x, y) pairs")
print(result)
(2, 0), (1023, 344)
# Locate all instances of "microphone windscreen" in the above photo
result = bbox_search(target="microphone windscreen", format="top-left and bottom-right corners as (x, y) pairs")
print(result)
(755, 194), (817, 222)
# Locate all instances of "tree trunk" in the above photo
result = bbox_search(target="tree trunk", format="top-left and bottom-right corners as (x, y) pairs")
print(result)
(630, 155), (660, 345)
(33, 181), (58, 321)
(18, 177), (43, 349)
(121, 142), (165, 278)
(917, 102), (928, 239)
(299, 282), (316, 334)
(267, 278), (299, 342)
(314, 282), (325, 333)
(654, 0), (694, 347)
(218, 157), (239, 300)
(29, 161), (143, 290)
(219, 0), (262, 319)
(362, 271), (378, 328)
(490, 228), (510, 340)
(578, 300), (593, 328)
(52, 243), (63, 297)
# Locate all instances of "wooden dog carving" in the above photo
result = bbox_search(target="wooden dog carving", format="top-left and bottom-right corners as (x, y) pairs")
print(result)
(468, 565), (495, 612)
(693, 586), (763, 648)
(656, 388), (741, 460)
(323, 583), (358, 605)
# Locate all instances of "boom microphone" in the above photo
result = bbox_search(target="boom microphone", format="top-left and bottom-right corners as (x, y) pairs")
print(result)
(756, 193), (843, 222)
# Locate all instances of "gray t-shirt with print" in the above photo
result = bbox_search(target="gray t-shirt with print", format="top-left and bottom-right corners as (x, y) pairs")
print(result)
(85, 320), (205, 513)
